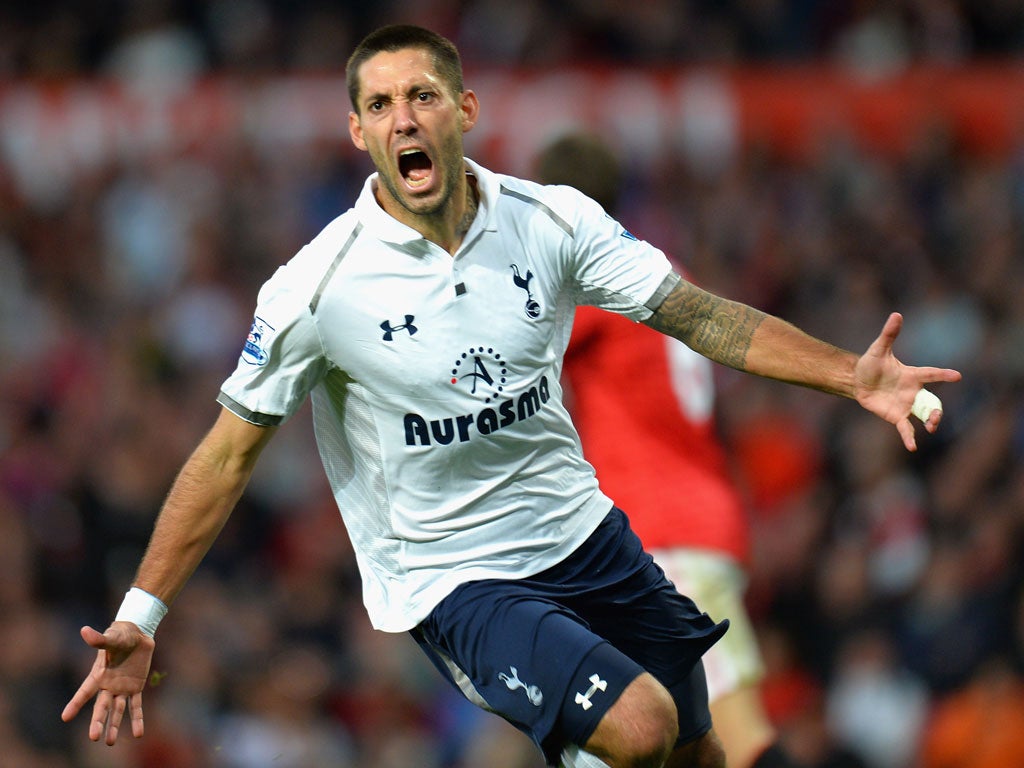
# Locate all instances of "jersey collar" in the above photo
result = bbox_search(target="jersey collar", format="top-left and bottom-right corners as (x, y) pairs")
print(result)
(355, 157), (499, 246)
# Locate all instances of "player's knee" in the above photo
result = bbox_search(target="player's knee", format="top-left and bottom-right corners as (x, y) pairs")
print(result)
(585, 672), (678, 767)
(667, 729), (726, 768)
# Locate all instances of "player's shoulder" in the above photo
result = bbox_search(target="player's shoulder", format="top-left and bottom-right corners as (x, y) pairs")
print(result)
(496, 171), (601, 212)
(493, 172), (605, 233)
(298, 208), (362, 267)
(259, 209), (361, 307)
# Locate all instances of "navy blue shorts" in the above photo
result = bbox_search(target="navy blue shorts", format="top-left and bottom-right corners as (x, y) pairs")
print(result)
(411, 507), (729, 764)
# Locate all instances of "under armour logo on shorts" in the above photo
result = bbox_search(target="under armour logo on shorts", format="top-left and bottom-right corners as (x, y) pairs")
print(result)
(574, 674), (608, 710)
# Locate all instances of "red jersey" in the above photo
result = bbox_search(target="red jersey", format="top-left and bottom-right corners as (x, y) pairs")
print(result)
(563, 305), (749, 562)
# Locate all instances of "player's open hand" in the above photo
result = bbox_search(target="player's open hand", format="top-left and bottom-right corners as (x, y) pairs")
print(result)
(61, 622), (156, 745)
(853, 312), (962, 451)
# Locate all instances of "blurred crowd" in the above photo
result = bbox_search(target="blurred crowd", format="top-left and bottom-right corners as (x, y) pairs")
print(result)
(2, 2), (1024, 768)
(1, 0), (1024, 78)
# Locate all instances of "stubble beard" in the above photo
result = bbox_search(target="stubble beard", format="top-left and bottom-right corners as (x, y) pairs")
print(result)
(380, 170), (451, 218)
(375, 137), (465, 220)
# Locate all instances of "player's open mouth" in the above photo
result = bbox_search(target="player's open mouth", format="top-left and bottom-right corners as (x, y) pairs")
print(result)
(399, 149), (433, 189)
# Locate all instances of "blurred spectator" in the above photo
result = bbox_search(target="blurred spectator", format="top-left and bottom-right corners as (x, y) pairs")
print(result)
(825, 629), (930, 768)
(759, 623), (869, 768)
(920, 657), (1024, 768)
(211, 645), (356, 768)
(102, 0), (208, 97)
(0, 1), (1021, 77)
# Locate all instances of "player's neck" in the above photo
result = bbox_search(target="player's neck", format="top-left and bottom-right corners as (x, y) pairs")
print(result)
(452, 175), (479, 248)
(426, 175), (477, 256)
(377, 173), (478, 256)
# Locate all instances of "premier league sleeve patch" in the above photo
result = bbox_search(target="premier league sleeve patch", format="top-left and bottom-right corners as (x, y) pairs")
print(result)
(241, 316), (274, 366)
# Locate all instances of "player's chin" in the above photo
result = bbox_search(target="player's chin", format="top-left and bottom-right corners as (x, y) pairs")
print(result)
(401, 188), (446, 215)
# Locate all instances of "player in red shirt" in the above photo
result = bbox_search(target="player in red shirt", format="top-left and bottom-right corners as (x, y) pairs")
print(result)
(537, 132), (801, 768)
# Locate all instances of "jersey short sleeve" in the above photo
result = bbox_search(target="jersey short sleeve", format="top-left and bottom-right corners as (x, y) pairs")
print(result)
(218, 260), (329, 426)
(547, 184), (677, 321)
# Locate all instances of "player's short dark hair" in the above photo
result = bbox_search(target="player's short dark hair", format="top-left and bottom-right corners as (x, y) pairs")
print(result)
(534, 132), (623, 213)
(346, 25), (464, 114)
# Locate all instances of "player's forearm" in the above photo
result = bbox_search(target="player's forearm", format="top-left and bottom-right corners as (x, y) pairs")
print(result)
(130, 412), (272, 607)
(645, 279), (858, 397)
(742, 314), (858, 397)
(131, 457), (245, 605)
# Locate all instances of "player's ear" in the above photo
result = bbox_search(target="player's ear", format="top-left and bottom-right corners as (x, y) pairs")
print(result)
(460, 90), (479, 134)
(349, 111), (367, 152)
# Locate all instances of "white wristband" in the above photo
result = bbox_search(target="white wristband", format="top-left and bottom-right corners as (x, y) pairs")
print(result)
(115, 587), (168, 638)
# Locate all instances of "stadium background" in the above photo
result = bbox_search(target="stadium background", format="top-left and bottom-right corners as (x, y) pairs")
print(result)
(1, 1), (1023, 766)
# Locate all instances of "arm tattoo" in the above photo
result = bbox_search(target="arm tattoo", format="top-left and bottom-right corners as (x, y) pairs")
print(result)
(643, 280), (766, 370)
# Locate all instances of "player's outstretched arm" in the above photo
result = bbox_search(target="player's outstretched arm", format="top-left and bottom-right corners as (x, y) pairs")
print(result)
(62, 407), (276, 744)
(644, 276), (961, 451)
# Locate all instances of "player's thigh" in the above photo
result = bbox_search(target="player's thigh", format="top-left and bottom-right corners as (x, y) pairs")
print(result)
(577, 541), (728, 744)
(582, 671), (678, 765)
(412, 579), (646, 765)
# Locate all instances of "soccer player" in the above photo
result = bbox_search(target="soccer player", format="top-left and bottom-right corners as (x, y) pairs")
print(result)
(537, 132), (806, 768)
(63, 25), (959, 768)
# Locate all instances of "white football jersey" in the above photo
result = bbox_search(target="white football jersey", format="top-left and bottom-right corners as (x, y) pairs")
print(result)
(218, 159), (676, 631)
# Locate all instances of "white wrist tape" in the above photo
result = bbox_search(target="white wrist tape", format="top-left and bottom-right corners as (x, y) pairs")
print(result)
(911, 388), (943, 423)
(115, 587), (168, 638)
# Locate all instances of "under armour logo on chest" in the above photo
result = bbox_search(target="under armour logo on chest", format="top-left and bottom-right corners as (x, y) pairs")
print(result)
(574, 674), (608, 710)
(381, 315), (417, 341)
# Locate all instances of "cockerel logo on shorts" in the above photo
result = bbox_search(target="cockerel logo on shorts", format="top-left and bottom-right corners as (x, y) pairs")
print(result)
(498, 666), (543, 706)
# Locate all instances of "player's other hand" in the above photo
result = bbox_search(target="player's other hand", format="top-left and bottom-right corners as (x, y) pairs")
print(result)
(61, 622), (155, 745)
(854, 312), (962, 451)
